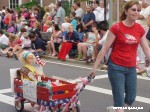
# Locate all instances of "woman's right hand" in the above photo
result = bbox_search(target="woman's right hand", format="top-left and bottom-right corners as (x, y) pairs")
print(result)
(89, 68), (96, 78)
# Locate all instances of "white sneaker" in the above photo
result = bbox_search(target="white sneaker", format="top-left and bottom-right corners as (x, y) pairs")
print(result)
(0, 49), (3, 56)
(66, 54), (69, 59)
(107, 106), (115, 112)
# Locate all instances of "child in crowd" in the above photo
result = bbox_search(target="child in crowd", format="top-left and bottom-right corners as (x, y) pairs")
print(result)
(2, 33), (21, 57)
(13, 32), (31, 59)
(46, 20), (53, 34)
(7, 21), (16, 33)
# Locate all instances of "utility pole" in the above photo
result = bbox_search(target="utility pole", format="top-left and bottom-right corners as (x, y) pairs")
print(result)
(109, 0), (113, 27)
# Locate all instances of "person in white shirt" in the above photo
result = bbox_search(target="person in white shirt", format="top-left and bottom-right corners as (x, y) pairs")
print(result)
(73, 2), (84, 20)
(46, 20), (53, 34)
(61, 16), (71, 32)
(0, 30), (9, 50)
(93, 0), (109, 23)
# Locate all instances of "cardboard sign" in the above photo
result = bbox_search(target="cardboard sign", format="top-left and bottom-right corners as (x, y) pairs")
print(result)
(23, 79), (37, 102)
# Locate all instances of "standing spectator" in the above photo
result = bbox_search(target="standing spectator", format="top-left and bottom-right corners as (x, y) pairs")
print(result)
(54, 1), (66, 27)
(28, 32), (46, 57)
(4, 8), (12, 30)
(82, 5), (95, 32)
(1, 12), (5, 29)
(73, 2), (84, 20)
(21, 6), (29, 20)
(33, 7), (42, 23)
(1, 6), (6, 14)
(48, 3), (57, 20)
(93, 0), (108, 23)
(42, 6), (50, 24)
(90, 1), (150, 112)
(70, 11), (77, 31)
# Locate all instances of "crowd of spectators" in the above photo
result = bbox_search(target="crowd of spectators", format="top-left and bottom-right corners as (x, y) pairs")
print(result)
(0, 0), (110, 63)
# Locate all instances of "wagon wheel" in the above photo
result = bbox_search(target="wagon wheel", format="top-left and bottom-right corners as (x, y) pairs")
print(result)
(69, 104), (80, 112)
(15, 100), (24, 112)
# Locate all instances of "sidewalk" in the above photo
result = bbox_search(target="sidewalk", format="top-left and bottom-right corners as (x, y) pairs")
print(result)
(43, 55), (108, 70)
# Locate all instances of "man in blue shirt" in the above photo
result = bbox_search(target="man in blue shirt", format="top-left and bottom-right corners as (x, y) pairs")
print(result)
(28, 32), (46, 57)
(83, 5), (95, 32)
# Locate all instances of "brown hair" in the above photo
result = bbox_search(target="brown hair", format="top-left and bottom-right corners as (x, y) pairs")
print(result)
(64, 16), (70, 22)
(44, 6), (50, 12)
(120, 1), (140, 21)
(46, 20), (53, 26)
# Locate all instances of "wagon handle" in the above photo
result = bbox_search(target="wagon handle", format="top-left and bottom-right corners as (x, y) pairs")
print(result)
(62, 75), (95, 112)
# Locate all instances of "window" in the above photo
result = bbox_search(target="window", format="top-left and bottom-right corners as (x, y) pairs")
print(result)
(35, 0), (41, 4)
(86, 0), (93, 6)
(9, 0), (19, 8)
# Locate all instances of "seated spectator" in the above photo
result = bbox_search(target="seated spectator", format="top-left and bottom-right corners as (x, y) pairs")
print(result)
(7, 21), (16, 33)
(2, 33), (21, 58)
(77, 23), (100, 62)
(13, 32), (31, 59)
(28, 32), (46, 57)
(76, 17), (84, 41)
(61, 16), (71, 32)
(58, 25), (79, 61)
(47, 24), (62, 56)
(32, 22), (42, 40)
(0, 29), (9, 50)
(17, 27), (27, 38)
(46, 20), (54, 34)
(93, 21), (108, 60)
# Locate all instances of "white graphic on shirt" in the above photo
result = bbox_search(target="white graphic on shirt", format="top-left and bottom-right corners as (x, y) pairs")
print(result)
(125, 34), (138, 44)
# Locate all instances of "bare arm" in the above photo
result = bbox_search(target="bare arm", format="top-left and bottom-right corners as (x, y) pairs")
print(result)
(138, 15), (145, 20)
(140, 37), (150, 61)
(91, 30), (116, 75)
(57, 17), (60, 25)
(85, 20), (94, 27)
(147, 14), (150, 27)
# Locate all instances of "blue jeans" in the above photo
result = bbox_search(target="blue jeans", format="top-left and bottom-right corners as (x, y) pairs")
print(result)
(107, 60), (137, 107)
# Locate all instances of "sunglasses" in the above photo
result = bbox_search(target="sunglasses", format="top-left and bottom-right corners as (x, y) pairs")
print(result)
(130, 8), (141, 12)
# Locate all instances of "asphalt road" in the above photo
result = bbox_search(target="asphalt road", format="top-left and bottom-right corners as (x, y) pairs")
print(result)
(0, 57), (150, 112)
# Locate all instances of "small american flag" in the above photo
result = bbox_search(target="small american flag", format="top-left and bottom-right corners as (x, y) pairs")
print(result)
(36, 56), (46, 66)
